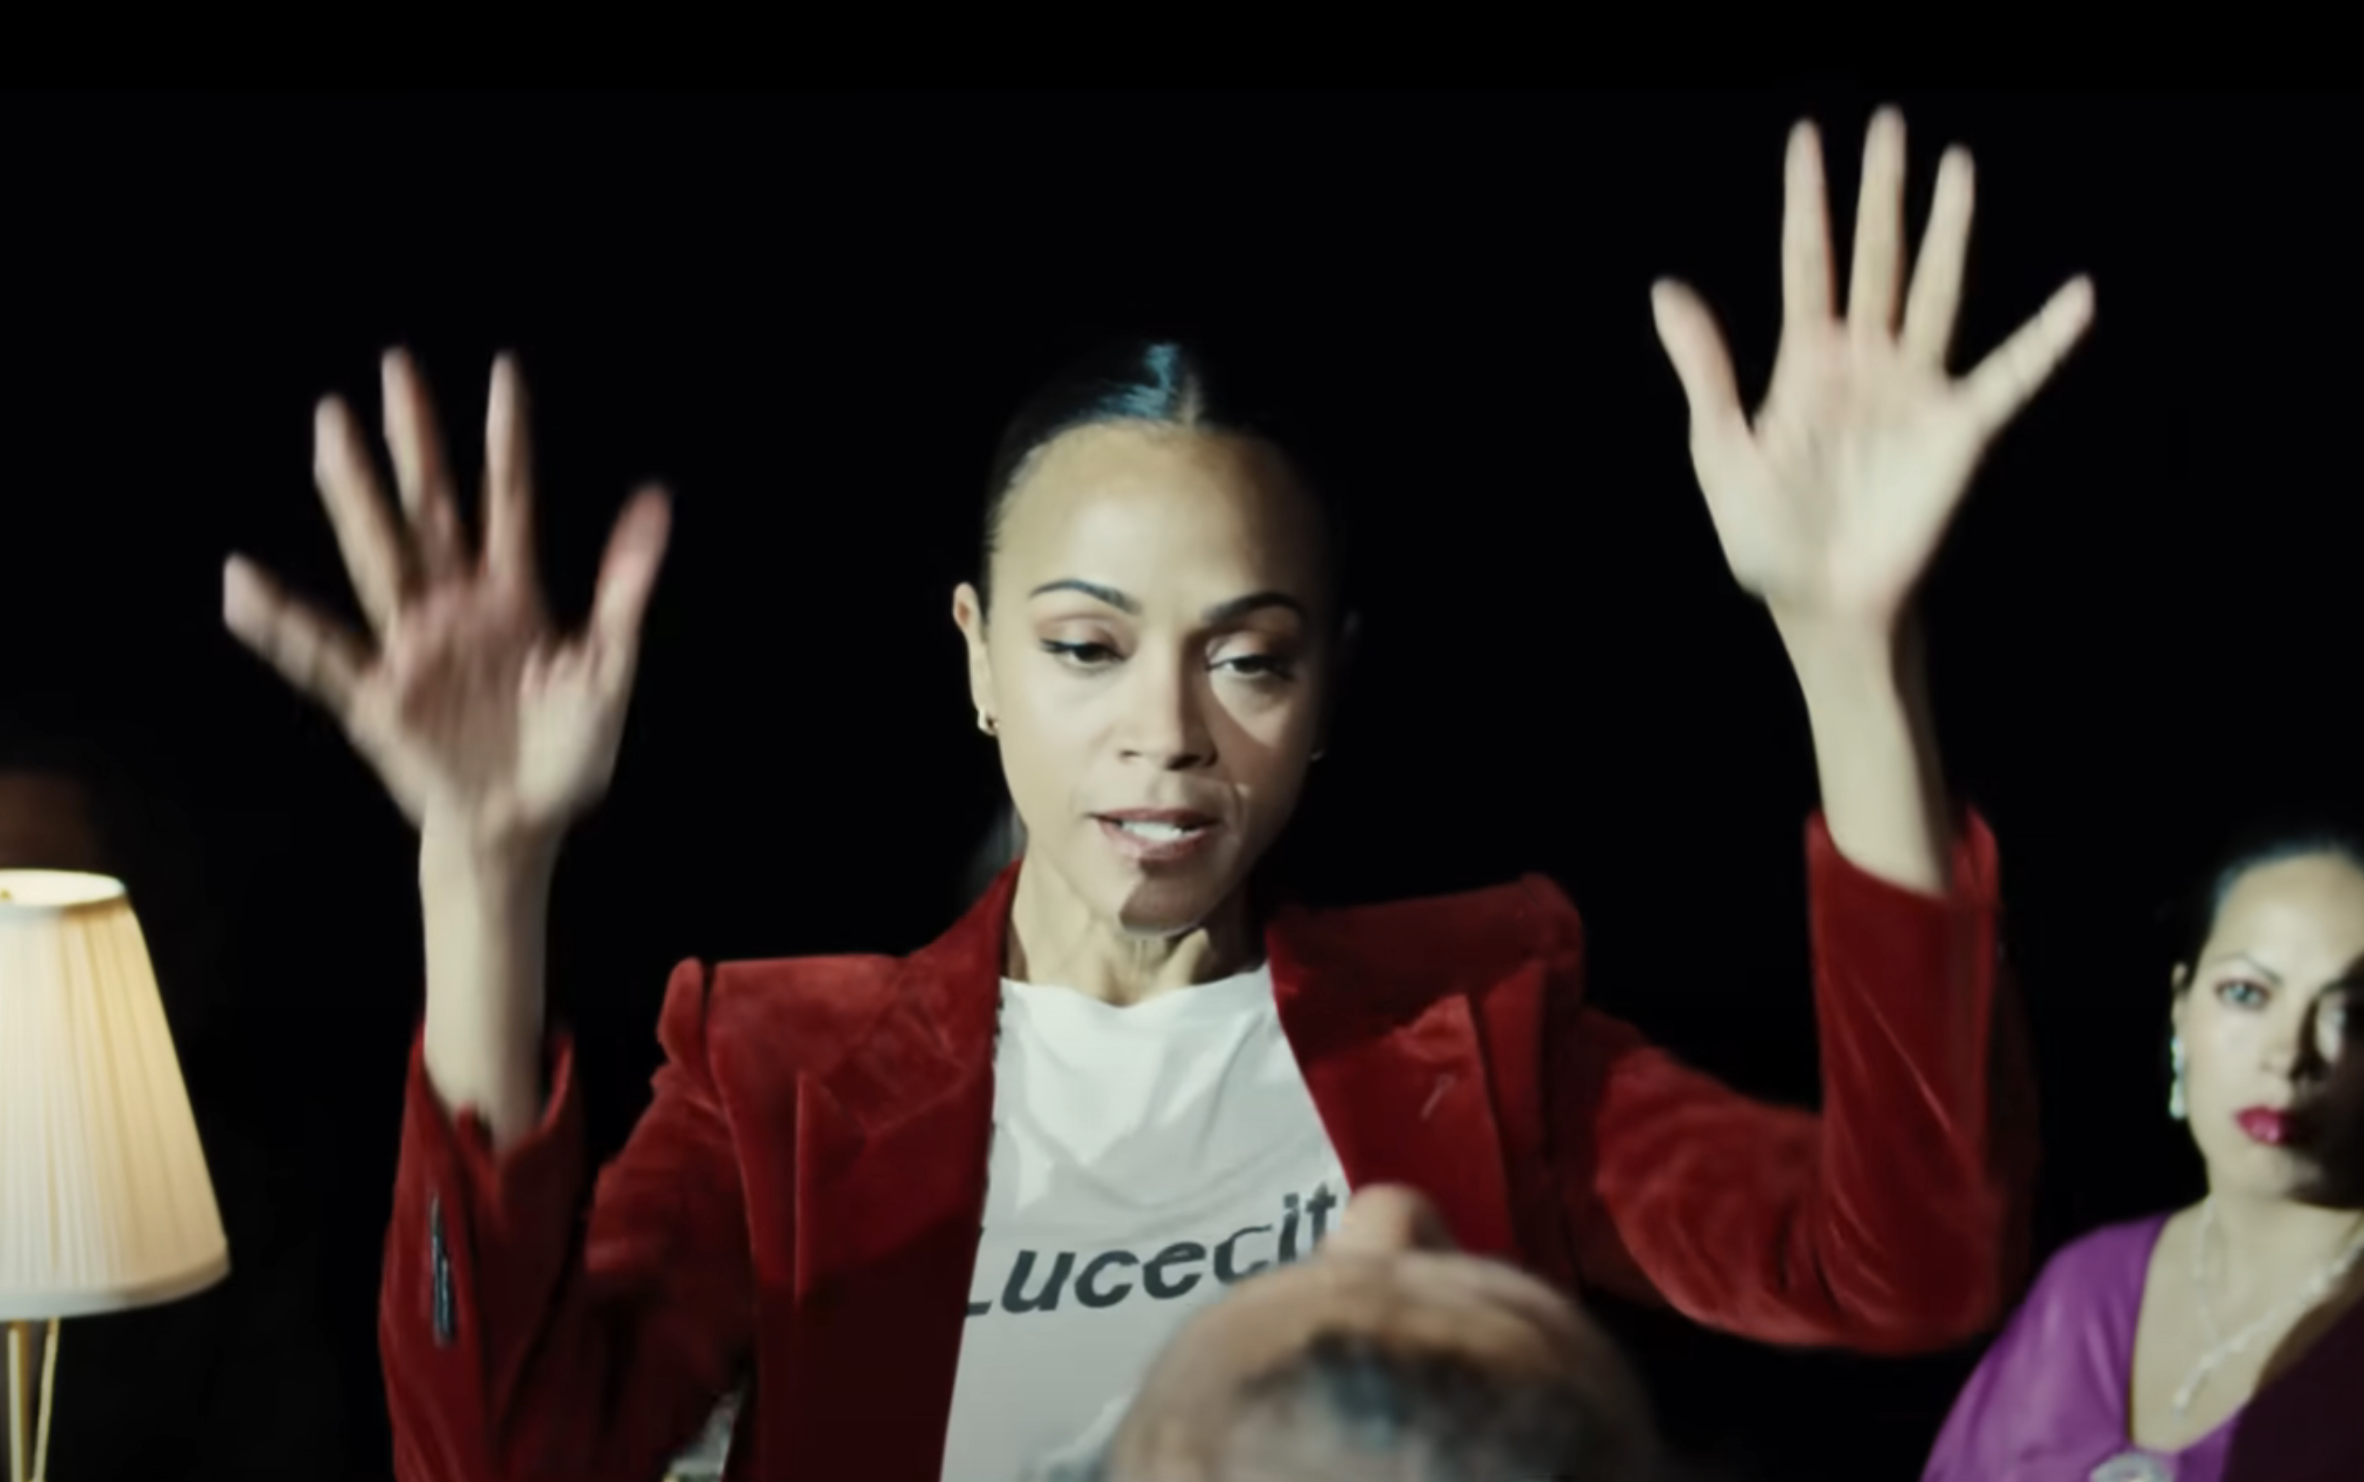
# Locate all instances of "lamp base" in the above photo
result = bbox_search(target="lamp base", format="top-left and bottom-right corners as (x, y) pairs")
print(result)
(5, 1320), (56, 1482)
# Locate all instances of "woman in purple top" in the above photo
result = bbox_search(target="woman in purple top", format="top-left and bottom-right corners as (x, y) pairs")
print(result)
(1924, 825), (2364, 1482)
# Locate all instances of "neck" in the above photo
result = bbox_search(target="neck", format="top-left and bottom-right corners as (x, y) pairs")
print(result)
(2201, 1188), (2364, 1303)
(1004, 859), (1261, 1006)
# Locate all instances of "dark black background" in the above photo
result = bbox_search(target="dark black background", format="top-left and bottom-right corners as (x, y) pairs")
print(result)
(6, 92), (2358, 1480)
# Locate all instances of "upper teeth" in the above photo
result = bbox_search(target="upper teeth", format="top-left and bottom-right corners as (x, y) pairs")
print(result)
(1118, 820), (1197, 839)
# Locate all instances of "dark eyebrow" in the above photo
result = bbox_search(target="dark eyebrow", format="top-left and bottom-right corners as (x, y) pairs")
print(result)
(1027, 580), (1308, 627)
(1203, 590), (1307, 626)
(1028, 579), (1139, 614)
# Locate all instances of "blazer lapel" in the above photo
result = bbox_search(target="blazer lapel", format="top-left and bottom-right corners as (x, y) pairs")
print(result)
(1267, 907), (1520, 1261)
(774, 867), (1015, 1480)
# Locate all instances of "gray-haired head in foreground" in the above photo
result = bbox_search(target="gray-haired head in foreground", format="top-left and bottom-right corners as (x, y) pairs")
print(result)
(1021, 1329), (1658, 1482)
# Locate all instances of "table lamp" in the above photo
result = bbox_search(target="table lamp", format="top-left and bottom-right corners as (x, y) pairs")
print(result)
(0, 869), (228, 1482)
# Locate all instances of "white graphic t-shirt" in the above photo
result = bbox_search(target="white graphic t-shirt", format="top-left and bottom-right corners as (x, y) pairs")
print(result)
(938, 963), (1351, 1482)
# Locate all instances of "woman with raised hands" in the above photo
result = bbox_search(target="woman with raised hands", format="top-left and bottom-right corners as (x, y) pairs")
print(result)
(223, 108), (2091, 1482)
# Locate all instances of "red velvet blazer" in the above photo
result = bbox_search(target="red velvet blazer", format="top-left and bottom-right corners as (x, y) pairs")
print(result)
(381, 813), (2034, 1482)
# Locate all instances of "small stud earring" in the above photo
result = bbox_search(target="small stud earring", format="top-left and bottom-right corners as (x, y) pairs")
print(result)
(2168, 1034), (2188, 1122)
(977, 709), (998, 737)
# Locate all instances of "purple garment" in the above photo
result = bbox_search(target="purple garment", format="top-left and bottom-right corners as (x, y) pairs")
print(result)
(1922, 1214), (2233, 1482)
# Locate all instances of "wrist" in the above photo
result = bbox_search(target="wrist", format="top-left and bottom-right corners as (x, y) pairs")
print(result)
(418, 828), (553, 1034)
(1774, 613), (1906, 704)
(421, 817), (561, 908)
(422, 999), (546, 1142)
(418, 825), (554, 1142)
(1777, 608), (1954, 891)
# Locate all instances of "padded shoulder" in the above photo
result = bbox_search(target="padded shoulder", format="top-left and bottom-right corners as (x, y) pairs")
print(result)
(699, 952), (909, 1076)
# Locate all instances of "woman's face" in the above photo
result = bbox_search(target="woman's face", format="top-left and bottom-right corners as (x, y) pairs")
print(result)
(954, 421), (1335, 939)
(2174, 852), (2364, 1200)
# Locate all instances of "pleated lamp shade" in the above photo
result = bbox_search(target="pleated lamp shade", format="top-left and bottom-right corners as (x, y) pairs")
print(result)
(0, 870), (227, 1321)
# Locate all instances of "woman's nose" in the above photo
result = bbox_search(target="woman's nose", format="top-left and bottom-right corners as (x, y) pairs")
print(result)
(1116, 659), (1215, 769)
(2263, 1034), (2298, 1073)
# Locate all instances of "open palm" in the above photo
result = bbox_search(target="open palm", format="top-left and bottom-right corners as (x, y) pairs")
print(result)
(1652, 109), (2094, 631)
(222, 352), (670, 850)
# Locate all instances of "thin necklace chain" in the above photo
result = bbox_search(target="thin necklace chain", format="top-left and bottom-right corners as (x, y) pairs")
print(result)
(2173, 1196), (2364, 1416)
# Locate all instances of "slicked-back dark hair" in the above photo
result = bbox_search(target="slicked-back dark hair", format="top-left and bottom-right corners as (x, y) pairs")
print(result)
(975, 338), (1350, 636)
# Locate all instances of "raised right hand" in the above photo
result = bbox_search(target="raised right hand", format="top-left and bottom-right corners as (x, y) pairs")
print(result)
(224, 351), (670, 859)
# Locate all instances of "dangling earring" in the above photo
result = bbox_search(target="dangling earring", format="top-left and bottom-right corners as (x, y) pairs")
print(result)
(977, 709), (998, 737)
(2168, 1035), (2189, 1121)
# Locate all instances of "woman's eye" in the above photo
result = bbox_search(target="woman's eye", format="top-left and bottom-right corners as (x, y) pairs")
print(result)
(1042, 640), (1118, 667)
(2219, 979), (2269, 1008)
(1220, 653), (1297, 681)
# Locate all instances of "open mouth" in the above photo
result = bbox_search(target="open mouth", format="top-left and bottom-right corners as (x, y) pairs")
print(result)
(1106, 819), (1209, 841)
(1094, 811), (1220, 862)
(2236, 1106), (2292, 1147)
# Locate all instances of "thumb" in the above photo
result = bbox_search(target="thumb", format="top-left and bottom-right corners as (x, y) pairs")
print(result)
(1650, 279), (1748, 449)
(590, 486), (673, 658)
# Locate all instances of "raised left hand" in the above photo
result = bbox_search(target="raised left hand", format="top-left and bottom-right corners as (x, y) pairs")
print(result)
(1652, 108), (2094, 635)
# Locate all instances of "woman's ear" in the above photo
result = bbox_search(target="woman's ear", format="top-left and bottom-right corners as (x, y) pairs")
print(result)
(953, 582), (997, 725)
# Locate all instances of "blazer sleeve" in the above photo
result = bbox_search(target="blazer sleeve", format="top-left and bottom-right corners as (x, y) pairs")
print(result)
(1548, 810), (2038, 1353)
(379, 959), (758, 1482)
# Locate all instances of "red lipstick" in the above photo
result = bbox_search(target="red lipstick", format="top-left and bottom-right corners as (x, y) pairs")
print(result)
(2236, 1106), (2291, 1146)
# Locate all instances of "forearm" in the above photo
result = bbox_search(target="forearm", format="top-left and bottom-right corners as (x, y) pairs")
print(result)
(420, 828), (558, 1150)
(1775, 611), (1950, 895)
